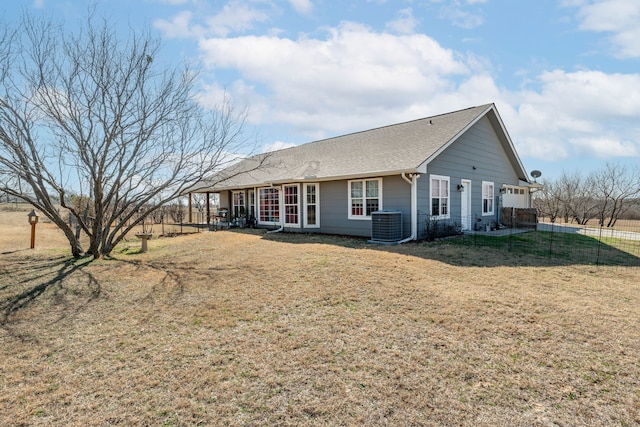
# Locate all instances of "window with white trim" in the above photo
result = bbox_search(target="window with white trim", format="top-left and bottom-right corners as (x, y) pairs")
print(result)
(430, 175), (450, 219)
(232, 191), (245, 218)
(283, 184), (300, 227)
(348, 178), (382, 219)
(259, 187), (280, 223)
(303, 183), (319, 228)
(248, 189), (255, 219)
(482, 181), (494, 215)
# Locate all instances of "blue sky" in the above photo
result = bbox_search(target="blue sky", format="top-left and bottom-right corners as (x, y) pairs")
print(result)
(3, 0), (640, 180)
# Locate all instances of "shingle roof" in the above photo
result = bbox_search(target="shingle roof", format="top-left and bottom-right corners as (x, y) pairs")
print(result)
(196, 103), (525, 191)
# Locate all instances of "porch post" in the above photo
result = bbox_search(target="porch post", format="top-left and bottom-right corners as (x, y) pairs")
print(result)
(188, 192), (193, 223)
(206, 192), (211, 225)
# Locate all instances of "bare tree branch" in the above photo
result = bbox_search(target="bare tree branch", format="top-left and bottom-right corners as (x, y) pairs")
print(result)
(0, 9), (257, 258)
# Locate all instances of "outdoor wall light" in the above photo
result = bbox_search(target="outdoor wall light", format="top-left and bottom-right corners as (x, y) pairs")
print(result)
(499, 187), (507, 194)
(28, 209), (39, 249)
(457, 184), (465, 191)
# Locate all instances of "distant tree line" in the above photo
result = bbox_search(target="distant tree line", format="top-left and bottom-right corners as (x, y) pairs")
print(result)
(533, 163), (640, 227)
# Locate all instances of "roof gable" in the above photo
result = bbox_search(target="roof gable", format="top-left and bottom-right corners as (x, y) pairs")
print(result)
(198, 103), (528, 191)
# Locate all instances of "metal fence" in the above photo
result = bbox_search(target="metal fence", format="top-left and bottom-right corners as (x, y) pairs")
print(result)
(416, 211), (640, 267)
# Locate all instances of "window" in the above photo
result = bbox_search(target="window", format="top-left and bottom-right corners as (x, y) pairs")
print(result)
(348, 178), (382, 219)
(303, 183), (320, 228)
(283, 184), (300, 227)
(232, 191), (245, 218)
(248, 190), (255, 219)
(482, 181), (494, 215)
(430, 175), (450, 219)
(259, 187), (280, 223)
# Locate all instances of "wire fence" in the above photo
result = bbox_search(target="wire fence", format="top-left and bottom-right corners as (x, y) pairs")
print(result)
(15, 199), (635, 267)
(417, 211), (640, 267)
(164, 210), (640, 267)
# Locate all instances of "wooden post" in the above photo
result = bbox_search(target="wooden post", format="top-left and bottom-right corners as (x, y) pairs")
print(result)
(188, 192), (193, 223)
(206, 192), (211, 225)
(30, 222), (36, 249)
(140, 235), (149, 253)
(28, 210), (39, 249)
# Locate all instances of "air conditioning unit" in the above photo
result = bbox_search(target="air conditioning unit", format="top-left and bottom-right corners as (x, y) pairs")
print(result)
(371, 211), (403, 242)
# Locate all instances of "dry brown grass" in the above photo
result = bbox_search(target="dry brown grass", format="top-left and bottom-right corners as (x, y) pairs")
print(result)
(1, 206), (639, 426)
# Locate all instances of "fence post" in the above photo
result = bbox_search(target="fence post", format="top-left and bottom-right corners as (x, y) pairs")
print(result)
(595, 224), (604, 266)
(548, 222), (554, 259)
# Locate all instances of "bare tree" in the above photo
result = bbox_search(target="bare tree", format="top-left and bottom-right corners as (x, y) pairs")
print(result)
(591, 163), (640, 227)
(534, 163), (640, 228)
(533, 179), (562, 223)
(0, 11), (254, 258)
(560, 171), (599, 225)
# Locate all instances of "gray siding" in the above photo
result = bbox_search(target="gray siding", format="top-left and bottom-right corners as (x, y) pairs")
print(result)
(312, 176), (411, 238)
(417, 116), (521, 230)
(379, 175), (412, 238)
(210, 115), (523, 239)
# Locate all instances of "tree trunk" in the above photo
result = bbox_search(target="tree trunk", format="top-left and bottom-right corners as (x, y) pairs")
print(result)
(50, 216), (84, 258)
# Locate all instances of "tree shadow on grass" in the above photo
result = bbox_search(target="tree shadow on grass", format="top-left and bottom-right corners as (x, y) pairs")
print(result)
(109, 256), (187, 304)
(0, 254), (101, 329)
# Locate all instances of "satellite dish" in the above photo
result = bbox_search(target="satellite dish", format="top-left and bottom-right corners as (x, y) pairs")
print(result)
(530, 170), (542, 179)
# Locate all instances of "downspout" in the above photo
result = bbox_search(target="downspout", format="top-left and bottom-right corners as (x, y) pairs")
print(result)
(398, 172), (419, 243)
(267, 223), (284, 234)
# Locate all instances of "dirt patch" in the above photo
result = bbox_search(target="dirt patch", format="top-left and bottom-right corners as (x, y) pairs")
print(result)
(0, 209), (639, 426)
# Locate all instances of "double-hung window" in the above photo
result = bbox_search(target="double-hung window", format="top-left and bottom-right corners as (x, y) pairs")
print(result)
(283, 184), (300, 227)
(303, 183), (319, 228)
(259, 187), (280, 223)
(248, 190), (255, 219)
(430, 175), (450, 219)
(232, 191), (245, 219)
(482, 181), (494, 215)
(348, 178), (382, 219)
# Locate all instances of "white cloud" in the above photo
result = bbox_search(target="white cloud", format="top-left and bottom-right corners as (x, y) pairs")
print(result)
(569, 0), (640, 58)
(154, 11), (201, 39)
(385, 8), (419, 35)
(198, 21), (477, 136)
(205, 1), (271, 37)
(155, 1), (271, 39)
(434, 0), (485, 29)
(186, 5), (639, 167)
(507, 69), (640, 161)
(289, 0), (313, 15)
(571, 136), (638, 158)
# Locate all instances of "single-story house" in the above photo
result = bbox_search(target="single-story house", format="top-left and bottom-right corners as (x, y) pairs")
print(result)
(189, 103), (539, 241)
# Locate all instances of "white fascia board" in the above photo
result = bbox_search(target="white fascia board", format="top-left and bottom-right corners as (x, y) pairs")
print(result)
(519, 180), (544, 188)
(488, 105), (530, 183)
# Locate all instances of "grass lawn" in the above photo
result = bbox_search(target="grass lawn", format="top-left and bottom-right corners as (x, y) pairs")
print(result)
(451, 230), (640, 266)
(1, 207), (639, 426)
